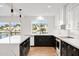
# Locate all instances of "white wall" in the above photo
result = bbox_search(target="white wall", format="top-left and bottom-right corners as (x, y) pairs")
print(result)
(21, 16), (58, 46)
(0, 13), (64, 35)
(21, 16), (57, 35)
(0, 16), (20, 23)
(0, 5), (65, 46)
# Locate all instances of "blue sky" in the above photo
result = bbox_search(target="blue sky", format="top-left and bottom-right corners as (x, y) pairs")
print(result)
(32, 19), (48, 24)
(0, 22), (17, 26)
(0, 22), (9, 26)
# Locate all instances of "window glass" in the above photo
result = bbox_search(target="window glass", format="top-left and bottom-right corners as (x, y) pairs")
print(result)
(10, 22), (21, 36)
(32, 19), (48, 34)
(0, 22), (9, 39)
(0, 22), (21, 39)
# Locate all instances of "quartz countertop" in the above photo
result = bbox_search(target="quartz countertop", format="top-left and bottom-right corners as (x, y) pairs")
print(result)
(54, 34), (79, 49)
(0, 32), (79, 49)
(0, 35), (30, 44)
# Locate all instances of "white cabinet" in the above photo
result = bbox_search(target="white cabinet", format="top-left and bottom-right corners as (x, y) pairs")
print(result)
(66, 4), (79, 30)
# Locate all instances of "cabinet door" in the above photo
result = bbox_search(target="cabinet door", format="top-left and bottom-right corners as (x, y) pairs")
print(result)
(34, 36), (43, 46)
(34, 35), (56, 46)
(20, 38), (30, 56)
(66, 44), (72, 56)
(61, 41), (67, 56)
(61, 40), (79, 56)
(77, 49), (79, 56)
(25, 38), (30, 56)
(20, 45), (27, 56)
(71, 47), (78, 56)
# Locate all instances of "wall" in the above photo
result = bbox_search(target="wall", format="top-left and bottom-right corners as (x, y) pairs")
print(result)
(21, 16), (58, 46)
(21, 16), (57, 35)
(0, 16), (20, 23)
(0, 6), (65, 46)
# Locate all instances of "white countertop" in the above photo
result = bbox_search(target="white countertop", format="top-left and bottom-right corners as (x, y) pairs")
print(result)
(32, 32), (79, 49)
(0, 31), (79, 49)
(54, 34), (79, 49)
(0, 35), (30, 44)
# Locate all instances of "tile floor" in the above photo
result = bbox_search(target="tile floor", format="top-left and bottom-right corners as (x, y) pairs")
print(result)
(28, 47), (56, 56)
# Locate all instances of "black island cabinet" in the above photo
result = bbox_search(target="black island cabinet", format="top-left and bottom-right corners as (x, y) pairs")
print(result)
(20, 37), (30, 56)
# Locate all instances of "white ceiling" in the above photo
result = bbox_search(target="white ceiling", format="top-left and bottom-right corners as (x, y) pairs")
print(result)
(0, 3), (67, 16)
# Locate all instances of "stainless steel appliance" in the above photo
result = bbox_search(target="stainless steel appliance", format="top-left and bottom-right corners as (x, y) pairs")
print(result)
(56, 38), (61, 56)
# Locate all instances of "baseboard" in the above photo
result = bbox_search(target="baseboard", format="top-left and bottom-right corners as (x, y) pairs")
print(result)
(30, 45), (55, 47)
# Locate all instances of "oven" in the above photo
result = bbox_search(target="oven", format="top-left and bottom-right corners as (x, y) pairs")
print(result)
(56, 38), (61, 56)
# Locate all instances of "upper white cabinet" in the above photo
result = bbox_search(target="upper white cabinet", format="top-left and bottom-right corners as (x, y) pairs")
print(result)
(66, 4), (79, 30)
(63, 4), (79, 38)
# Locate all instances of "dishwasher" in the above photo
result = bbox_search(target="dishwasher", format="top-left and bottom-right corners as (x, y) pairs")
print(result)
(56, 38), (61, 56)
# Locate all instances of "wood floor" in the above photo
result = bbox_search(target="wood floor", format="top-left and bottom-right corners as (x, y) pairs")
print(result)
(28, 47), (56, 56)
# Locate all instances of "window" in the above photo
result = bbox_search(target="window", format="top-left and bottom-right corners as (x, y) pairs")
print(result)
(10, 22), (21, 36)
(32, 19), (48, 34)
(0, 22), (21, 39)
(0, 22), (9, 39)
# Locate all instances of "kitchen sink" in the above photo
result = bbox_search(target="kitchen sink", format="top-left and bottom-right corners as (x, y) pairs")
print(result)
(59, 36), (74, 39)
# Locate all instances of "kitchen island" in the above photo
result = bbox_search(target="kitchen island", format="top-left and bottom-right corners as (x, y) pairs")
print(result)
(0, 35), (30, 56)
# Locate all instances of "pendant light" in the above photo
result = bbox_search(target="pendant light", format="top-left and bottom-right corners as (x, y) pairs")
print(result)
(19, 9), (22, 23)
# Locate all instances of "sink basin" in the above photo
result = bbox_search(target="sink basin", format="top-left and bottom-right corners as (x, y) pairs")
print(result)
(59, 36), (74, 39)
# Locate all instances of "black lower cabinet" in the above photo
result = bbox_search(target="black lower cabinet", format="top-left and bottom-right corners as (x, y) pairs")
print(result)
(71, 46), (78, 56)
(66, 44), (72, 56)
(20, 37), (30, 56)
(61, 41), (67, 56)
(20, 46), (24, 56)
(34, 35), (56, 47)
(61, 41), (79, 56)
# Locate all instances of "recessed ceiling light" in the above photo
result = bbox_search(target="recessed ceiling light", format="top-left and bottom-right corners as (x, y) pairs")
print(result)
(48, 5), (52, 8)
(37, 16), (44, 20)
